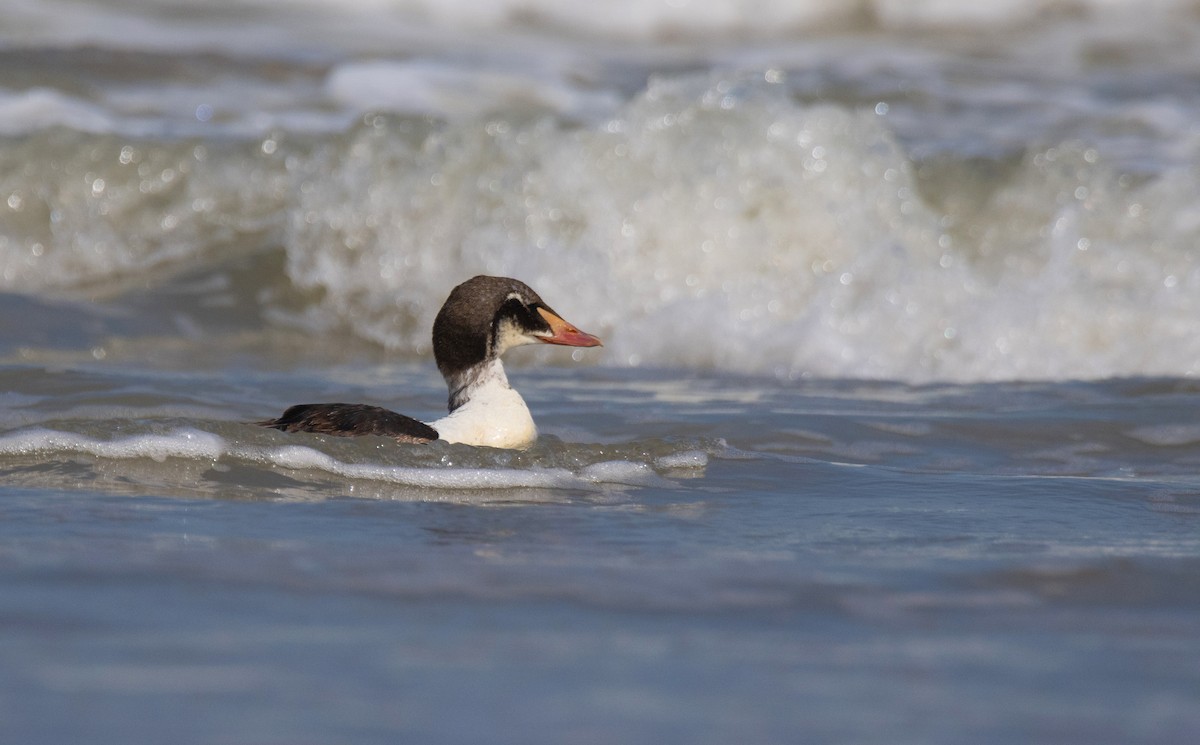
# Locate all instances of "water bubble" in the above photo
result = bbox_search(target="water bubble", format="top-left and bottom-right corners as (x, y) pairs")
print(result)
(874, 102), (890, 115)
(195, 103), (213, 122)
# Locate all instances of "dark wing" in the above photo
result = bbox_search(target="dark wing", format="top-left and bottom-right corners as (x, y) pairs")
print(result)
(257, 403), (438, 443)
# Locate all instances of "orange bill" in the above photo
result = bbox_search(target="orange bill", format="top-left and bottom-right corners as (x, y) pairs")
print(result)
(536, 307), (602, 347)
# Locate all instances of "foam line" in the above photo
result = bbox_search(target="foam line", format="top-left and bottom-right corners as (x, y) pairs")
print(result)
(0, 427), (682, 491)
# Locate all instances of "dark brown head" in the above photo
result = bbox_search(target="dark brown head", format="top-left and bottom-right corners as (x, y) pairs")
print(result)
(431, 275), (602, 380)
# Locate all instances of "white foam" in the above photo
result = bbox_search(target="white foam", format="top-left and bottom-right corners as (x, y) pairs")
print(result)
(6, 22), (1200, 382)
(579, 460), (666, 486)
(874, 0), (1051, 28)
(258, 442), (587, 490)
(282, 71), (1200, 382)
(0, 427), (691, 492)
(654, 451), (710, 469)
(0, 0), (1185, 52)
(0, 427), (226, 462)
(0, 88), (115, 135)
(326, 59), (621, 122)
(389, 0), (854, 40)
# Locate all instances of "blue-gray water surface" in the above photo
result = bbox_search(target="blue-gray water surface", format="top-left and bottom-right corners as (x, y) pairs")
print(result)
(1, 362), (1198, 744)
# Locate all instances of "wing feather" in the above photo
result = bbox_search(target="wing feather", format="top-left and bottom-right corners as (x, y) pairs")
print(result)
(258, 403), (438, 443)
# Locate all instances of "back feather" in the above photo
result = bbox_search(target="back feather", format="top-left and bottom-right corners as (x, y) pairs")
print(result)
(258, 403), (438, 443)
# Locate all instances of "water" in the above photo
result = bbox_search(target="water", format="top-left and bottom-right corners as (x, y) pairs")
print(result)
(3, 1), (1200, 743)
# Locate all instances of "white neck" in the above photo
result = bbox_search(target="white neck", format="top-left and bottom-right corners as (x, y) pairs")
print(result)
(426, 359), (538, 449)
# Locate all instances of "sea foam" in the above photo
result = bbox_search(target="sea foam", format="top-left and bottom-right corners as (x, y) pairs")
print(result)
(278, 75), (1200, 382)
(4, 18), (1200, 383)
(0, 0), (1180, 52)
(0, 426), (692, 494)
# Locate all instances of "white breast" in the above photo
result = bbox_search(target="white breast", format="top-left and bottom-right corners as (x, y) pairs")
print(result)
(426, 363), (538, 449)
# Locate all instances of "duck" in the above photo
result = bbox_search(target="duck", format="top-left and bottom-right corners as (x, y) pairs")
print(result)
(258, 275), (602, 449)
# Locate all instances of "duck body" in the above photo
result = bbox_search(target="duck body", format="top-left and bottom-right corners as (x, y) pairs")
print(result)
(258, 276), (601, 449)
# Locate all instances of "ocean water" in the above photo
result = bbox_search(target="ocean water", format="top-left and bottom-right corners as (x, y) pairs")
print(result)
(3, 1), (1200, 743)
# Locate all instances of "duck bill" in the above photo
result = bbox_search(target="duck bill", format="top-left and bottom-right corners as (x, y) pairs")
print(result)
(536, 307), (602, 347)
